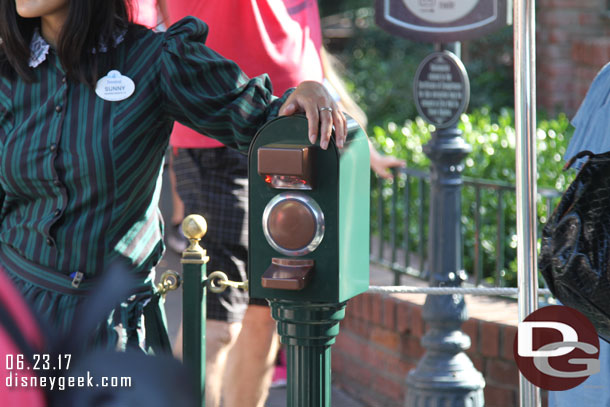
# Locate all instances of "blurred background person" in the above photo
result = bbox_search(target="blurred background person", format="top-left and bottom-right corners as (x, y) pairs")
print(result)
(166, 2), (403, 407)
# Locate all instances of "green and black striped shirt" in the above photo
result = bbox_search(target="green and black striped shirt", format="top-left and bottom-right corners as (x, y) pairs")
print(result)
(0, 17), (288, 287)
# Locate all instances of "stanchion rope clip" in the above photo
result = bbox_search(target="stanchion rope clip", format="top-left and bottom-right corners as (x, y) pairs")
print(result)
(206, 271), (249, 293)
(156, 270), (181, 297)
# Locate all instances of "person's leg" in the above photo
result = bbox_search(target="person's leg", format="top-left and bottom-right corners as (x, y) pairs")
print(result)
(205, 320), (242, 407)
(168, 151), (185, 226)
(173, 147), (250, 406)
(222, 304), (280, 407)
(172, 320), (241, 407)
(165, 151), (188, 253)
(172, 321), (183, 357)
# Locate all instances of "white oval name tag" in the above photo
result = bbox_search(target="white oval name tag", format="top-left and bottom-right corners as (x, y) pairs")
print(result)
(95, 70), (135, 102)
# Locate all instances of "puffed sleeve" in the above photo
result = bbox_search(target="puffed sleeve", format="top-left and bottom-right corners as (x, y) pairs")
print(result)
(159, 17), (293, 151)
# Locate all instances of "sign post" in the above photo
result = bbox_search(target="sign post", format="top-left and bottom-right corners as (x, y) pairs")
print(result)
(375, 1), (512, 406)
(406, 42), (484, 407)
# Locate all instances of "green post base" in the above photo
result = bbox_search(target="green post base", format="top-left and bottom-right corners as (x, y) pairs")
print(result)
(182, 261), (206, 407)
(180, 214), (210, 407)
(270, 300), (347, 407)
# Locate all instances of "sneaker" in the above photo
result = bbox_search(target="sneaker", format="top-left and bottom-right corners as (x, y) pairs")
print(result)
(270, 371), (286, 388)
(166, 223), (188, 253)
(270, 348), (287, 388)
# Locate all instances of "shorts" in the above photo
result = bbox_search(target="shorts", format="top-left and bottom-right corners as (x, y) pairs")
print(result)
(173, 147), (267, 323)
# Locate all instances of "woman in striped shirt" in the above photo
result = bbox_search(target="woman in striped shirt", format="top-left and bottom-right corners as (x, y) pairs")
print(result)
(0, 0), (345, 351)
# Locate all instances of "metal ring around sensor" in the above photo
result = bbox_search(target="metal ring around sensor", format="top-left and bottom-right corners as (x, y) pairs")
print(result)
(262, 192), (325, 256)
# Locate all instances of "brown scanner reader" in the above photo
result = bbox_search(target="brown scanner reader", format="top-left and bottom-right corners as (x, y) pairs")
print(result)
(257, 144), (315, 188)
(262, 258), (314, 290)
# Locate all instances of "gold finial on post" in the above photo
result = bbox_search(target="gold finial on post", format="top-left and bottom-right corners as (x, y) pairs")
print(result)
(181, 214), (209, 264)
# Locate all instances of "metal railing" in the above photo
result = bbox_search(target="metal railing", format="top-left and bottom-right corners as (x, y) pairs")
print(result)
(370, 167), (563, 288)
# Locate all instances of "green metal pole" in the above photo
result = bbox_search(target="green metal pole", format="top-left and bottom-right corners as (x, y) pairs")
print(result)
(270, 300), (347, 407)
(181, 215), (209, 407)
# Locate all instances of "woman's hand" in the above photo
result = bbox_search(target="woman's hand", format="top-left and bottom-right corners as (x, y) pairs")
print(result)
(369, 139), (406, 179)
(279, 81), (346, 150)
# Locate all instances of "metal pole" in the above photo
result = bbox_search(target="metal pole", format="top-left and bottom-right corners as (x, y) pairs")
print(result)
(181, 215), (209, 407)
(513, 0), (540, 406)
(270, 300), (346, 407)
(405, 43), (485, 407)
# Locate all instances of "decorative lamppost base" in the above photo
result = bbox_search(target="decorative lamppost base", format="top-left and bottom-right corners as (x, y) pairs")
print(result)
(270, 300), (347, 407)
(406, 352), (485, 407)
(405, 295), (485, 407)
(405, 381), (484, 407)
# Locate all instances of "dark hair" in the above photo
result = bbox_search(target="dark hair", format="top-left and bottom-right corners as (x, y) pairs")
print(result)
(0, 0), (132, 86)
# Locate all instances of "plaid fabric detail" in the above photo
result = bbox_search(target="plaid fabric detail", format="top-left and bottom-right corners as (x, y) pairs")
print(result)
(174, 147), (266, 322)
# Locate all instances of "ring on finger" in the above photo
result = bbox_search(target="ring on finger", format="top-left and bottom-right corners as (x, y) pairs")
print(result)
(319, 106), (333, 113)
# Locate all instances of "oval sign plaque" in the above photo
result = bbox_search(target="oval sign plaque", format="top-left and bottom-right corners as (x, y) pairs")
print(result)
(402, 0), (479, 24)
(413, 51), (470, 128)
(375, 0), (511, 42)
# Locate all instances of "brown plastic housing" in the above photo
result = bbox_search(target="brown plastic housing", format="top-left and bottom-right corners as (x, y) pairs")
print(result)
(261, 258), (314, 290)
(257, 144), (315, 188)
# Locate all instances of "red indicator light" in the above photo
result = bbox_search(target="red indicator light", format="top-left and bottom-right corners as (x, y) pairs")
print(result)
(262, 174), (311, 190)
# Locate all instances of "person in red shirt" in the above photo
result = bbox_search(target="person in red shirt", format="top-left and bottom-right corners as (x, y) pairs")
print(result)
(167, 3), (323, 406)
(132, 0), (161, 28)
(166, 2), (403, 407)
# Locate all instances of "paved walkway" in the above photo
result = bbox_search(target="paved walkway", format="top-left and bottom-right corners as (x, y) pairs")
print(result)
(266, 387), (364, 407)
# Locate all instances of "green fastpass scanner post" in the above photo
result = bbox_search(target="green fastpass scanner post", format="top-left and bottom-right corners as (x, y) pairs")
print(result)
(248, 114), (370, 302)
(248, 114), (370, 407)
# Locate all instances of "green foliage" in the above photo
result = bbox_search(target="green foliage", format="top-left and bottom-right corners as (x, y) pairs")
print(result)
(462, 26), (514, 111)
(370, 109), (574, 286)
(320, 4), (560, 286)
(328, 8), (432, 127)
(318, 0), (370, 17)
(326, 8), (514, 128)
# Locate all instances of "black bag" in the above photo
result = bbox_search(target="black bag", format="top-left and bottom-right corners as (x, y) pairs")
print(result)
(539, 150), (610, 340)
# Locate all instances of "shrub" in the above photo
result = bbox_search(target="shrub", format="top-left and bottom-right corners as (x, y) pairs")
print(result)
(325, 8), (514, 130)
(370, 108), (574, 286)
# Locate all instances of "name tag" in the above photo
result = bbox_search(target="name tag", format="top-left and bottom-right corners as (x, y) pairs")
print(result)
(95, 70), (135, 102)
